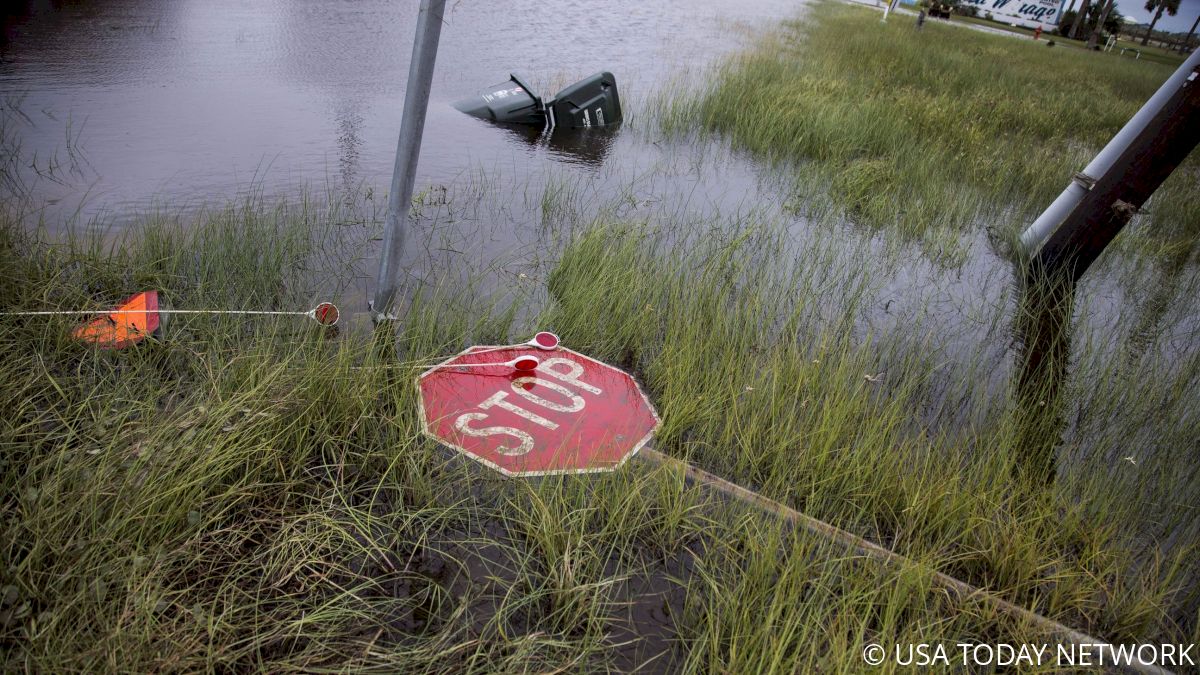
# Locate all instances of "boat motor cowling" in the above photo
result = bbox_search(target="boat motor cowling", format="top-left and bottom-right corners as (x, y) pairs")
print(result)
(453, 71), (622, 130)
(452, 73), (545, 125)
(547, 71), (621, 128)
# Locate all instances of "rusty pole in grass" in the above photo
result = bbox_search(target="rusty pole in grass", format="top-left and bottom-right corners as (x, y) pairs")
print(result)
(1013, 49), (1199, 482)
(1019, 49), (1200, 270)
(637, 448), (1175, 675)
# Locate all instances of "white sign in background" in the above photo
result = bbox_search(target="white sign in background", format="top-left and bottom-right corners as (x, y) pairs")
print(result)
(959, 0), (1064, 29)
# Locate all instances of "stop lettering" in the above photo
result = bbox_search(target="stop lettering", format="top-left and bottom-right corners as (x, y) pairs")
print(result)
(417, 345), (660, 476)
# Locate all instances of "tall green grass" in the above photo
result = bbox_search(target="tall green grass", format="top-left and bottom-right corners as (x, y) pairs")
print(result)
(657, 3), (1200, 263)
(3, 176), (1197, 669)
(543, 217), (1198, 646)
(3, 4), (1199, 668)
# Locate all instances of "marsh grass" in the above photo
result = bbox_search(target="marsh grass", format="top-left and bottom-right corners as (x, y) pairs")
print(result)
(657, 2), (1200, 263)
(0, 201), (708, 671)
(3, 5), (1199, 668)
(3, 171), (1199, 670)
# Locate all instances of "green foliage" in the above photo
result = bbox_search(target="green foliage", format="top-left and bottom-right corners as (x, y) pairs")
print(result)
(658, 3), (1200, 262)
(3, 3), (1199, 670)
(1143, 0), (1180, 17)
(1059, 8), (1125, 39)
(3, 171), (1199, 670)
(545, 217), (1199, 646)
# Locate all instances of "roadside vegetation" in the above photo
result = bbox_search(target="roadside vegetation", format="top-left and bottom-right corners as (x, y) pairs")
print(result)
(3, 2), (1199, 672)
(953, 14), (1189, 69)
(658, 2), (1200, 263)
(5, 194), (1197, 671)
(1097, 35), (1193, 65)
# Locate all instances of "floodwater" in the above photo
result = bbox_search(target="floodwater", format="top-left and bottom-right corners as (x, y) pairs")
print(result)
(3, 0), (1199, 654)
(1, 0), (791, 223)
(3, 0), (1195, 465)
(1, 0), (817, 324)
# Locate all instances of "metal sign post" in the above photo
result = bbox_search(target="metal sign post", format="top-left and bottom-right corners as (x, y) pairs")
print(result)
(1011, 49), (1198, 483)
(1032, 59), (1199, 282)
(1019, 48), (1200, 263)
(372, 0), (447, 323)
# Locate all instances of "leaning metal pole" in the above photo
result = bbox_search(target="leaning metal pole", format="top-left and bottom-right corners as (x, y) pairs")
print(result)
(1011, 48), (1199, 483)
(372, 0), (447, 323)
(1019, 47), (1200, 256)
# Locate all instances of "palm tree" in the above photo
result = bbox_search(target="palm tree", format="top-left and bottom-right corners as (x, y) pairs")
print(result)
(1141, 0), (1180, 46)
(1087, 0), (1117, 48)
(1069, 0), (1092, 38)
(1179, 11), (1200, 51)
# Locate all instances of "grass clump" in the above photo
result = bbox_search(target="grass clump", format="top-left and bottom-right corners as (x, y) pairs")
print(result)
(3, 179), (1198, 669)
(544, 217), (1199, 648)
(0, 202), (604, 671)
(659, 2), (1200, 261)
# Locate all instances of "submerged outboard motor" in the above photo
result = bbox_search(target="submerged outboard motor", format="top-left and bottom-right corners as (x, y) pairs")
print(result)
(453, 71), (622, 130)
(546, 72), (622, 128)
(452, 73), (546, 125)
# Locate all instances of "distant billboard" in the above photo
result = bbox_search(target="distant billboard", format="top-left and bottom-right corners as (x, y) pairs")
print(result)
(959, 0), (1063, 28)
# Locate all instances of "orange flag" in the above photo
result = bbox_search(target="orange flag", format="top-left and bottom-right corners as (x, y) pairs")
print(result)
(72, 290), (161, 350)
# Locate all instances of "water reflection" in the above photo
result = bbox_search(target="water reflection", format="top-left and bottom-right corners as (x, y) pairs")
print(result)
(334, 99), (364, 201)
(1012, 275), (1074, 485)
(494, 123), (619, 168)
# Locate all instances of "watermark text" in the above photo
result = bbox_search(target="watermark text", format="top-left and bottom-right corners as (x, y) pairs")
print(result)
(861, 642), (1194, 667)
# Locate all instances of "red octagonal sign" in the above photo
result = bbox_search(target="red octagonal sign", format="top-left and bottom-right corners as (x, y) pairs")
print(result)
(417, 345), (660, 476)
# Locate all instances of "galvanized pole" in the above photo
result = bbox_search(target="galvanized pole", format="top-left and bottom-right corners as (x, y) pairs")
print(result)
(372, 0), (447, 323)
(1010, 49), (1199, 484)
(1019, 47), (1200, 255)
(1031, 57), (1199, 281)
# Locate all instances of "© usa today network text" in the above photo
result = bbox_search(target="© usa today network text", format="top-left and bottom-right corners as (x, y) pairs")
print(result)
(860, 642), (1195, 668)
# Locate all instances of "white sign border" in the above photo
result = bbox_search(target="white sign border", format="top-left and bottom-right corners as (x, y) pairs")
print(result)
(416, 344), (662, 478)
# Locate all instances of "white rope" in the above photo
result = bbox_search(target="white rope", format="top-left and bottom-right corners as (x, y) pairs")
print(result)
(2, 309), (308, 317)
(2, 303), (340, 326)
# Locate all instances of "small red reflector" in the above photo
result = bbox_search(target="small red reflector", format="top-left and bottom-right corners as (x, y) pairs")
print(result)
(314, 302), (339, 326)
(513, 356), (539, 371)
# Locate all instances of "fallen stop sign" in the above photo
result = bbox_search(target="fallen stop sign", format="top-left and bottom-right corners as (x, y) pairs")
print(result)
(417, 345), (660, 476)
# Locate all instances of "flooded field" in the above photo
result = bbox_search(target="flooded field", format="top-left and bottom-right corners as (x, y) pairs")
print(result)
(1, 0), (790, 224)
(2, 0), (1198, 670)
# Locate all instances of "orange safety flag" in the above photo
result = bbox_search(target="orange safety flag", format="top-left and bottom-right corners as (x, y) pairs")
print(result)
(72, 290), (161, 350)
